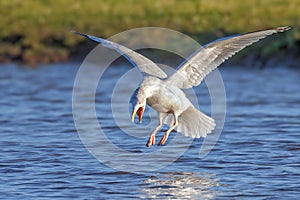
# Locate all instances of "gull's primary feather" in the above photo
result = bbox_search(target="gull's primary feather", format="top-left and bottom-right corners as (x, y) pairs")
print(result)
(166, 26), (291, 89)
(72, 31), (167, 79)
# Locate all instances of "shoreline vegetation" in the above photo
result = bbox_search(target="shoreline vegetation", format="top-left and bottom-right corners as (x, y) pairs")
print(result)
(1, 0), (299, 67)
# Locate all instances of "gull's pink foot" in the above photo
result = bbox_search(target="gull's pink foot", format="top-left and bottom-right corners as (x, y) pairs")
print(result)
(158, 133), (169, 146)
(146, 135), (155, 147)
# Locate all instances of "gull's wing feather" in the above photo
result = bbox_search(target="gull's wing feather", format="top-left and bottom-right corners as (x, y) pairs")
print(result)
(167, 26), (291, 89)
(72, 31), (167, 79)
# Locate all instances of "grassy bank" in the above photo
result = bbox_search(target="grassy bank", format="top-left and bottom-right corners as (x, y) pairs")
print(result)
(0, 0), (299, 66)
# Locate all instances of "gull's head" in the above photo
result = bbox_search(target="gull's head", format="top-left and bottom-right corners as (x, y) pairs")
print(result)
(131, 100), (146, 123)
(131, 86), (149, 123)
(131, 77), (160, 123)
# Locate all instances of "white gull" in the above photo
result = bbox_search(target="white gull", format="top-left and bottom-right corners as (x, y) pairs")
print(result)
(73, 26), (290, 147)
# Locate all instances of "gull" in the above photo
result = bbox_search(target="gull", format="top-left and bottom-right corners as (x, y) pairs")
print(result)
(73, 26), (290, 147)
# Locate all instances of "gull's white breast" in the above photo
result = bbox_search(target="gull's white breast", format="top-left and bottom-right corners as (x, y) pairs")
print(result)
(146, 80), (192, 114)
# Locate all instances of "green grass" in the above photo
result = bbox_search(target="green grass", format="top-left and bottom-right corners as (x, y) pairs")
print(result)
(0, 0), (299, 65)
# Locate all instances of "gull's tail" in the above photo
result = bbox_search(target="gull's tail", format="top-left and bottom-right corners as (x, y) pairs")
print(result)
(165, 106), (215, 138)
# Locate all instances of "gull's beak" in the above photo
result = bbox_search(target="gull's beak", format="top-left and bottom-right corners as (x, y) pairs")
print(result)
(131, 106), (144, 123)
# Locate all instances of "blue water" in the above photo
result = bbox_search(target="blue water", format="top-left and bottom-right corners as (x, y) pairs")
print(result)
(1, 63), (300, 199)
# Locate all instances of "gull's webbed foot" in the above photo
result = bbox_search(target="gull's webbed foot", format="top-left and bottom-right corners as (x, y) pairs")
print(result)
(146, 134), (156, 147)
(158, 132), (169, 146)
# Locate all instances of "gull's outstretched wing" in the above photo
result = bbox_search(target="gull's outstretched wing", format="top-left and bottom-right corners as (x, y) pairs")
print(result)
(166, 26), (291, 89)
(72, 31), (167, 79)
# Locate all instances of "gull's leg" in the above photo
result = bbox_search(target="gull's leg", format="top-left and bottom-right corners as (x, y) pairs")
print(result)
(158, 114), (179, 146)
(146, 113), (165, 147)
(146, 123), (161, 147)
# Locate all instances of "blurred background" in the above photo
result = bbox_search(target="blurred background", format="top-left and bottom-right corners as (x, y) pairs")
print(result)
(0, 0), (299, 66)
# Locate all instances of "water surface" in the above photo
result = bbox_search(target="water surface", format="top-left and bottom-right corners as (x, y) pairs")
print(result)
(0, 63), (299, 199)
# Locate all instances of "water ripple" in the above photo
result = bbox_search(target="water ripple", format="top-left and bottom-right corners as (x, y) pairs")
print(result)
(0, 64), (299, 199)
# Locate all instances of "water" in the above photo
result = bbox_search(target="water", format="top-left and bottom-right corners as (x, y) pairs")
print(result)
(0, 63), (299, 199)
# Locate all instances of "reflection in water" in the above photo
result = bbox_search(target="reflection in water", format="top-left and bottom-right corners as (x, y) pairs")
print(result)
(141, 172), (221, 199)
